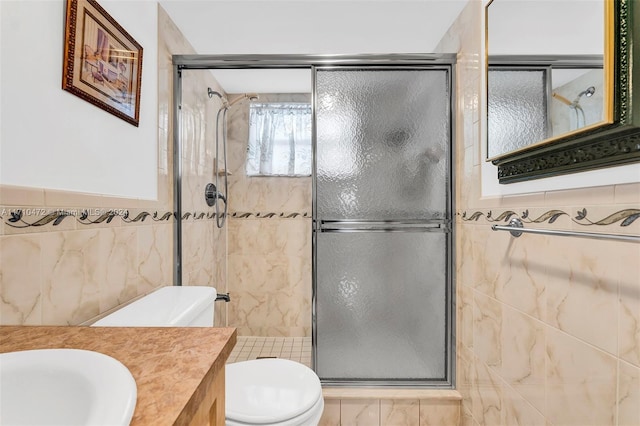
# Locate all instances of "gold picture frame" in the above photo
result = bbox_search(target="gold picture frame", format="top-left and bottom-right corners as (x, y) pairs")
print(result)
(62, 0), (143, 126)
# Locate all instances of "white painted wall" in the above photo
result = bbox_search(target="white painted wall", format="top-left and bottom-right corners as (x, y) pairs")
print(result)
(0, 1), (158, 199)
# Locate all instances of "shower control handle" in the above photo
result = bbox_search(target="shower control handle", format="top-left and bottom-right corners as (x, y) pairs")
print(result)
(205, 183), (227, 207)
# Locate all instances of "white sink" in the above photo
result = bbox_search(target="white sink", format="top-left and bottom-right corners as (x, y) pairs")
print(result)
(0, 348), (137, 425)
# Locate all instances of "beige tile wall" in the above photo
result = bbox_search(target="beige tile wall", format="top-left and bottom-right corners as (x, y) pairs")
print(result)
(225, 93), (312, 336)
(0, 6), (227, 326)
(439, 2), (640, 425)
(319, 394), (461, 426)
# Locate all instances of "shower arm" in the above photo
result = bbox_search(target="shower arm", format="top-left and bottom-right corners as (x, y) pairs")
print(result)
(552, 92), (573, 106)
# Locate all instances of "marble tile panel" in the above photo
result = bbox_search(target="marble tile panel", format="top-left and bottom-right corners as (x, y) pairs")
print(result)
(500, 305), (546, 414)
(319, 399), (341, 426)
(471, 360), (502, 426)
(495, 234), (546, 320)
(275, 219), (311, 257)
(99, 227), (139, 313)
(419, 400), (460, 426)
(473, 291), (502, 370)
(40, 229), (103, 325)
(619, 242), (640, 367)
(43, 190), (118, 209)
(544, 237), (619, 355)
(501, 385), (545, 426)
(0, 234), (42, 325)
(137, 224), (172, 293)
(469, 225), (509, 298)
(181, 221), (215, 286)
(227, 219), (262, 255)
(460, 408), (474, 426)
(228, 179), (312, 213)
(614, 182), (640, 204)
(458, 147), (475, 208)
(544, 185), (615, 207)
(380, 399), (419, 426)
(618, 360), (640, 426)
(228, 291), (303, 336)
(545, 326), (617, 426)
(340, 399), (380, 426)
(459, 283), (474, 350)
(457, 345), (475, 417)
(497, 192), (546, 208)
(227, 254), (290, 294)
(456, 223), (473, 283)
(0, 185), (45, 206)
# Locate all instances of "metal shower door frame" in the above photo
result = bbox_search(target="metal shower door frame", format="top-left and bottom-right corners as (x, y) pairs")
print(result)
(312, 64), (456, 387)
(171, 55), (456, 388)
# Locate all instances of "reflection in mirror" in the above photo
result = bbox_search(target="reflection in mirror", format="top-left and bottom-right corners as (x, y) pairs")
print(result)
(488, 59), (604, 158)
(550, 68), (603, 134)
(486, 0), (610, 160)
(484, 0), (640, 183)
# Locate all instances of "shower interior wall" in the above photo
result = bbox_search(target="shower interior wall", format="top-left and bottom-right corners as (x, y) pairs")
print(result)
(225, 93), (312, 337)
(179, 69), (228, 328)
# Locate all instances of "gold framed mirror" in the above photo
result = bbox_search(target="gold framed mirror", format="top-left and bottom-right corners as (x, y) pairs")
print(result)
(486, 0), (640, 183)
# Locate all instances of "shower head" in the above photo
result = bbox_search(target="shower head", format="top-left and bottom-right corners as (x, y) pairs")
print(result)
(208, 87), (229, 106)
(227, 93), (260, 107)
(573, 86), (596, 103)
(580, 86), (596, 98)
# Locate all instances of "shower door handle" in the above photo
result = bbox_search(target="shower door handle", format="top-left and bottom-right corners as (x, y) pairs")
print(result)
(318, 220), (449, 233)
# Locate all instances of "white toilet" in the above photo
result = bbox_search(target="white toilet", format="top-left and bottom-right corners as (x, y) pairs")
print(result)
(92, 286), (324, 426)
(226, 358), (324, 426)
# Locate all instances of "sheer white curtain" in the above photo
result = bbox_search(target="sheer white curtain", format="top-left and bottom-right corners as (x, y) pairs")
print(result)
(247, 103), (312, 176)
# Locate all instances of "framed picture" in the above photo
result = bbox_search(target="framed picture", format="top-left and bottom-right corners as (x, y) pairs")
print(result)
(62, 0), (143, 126)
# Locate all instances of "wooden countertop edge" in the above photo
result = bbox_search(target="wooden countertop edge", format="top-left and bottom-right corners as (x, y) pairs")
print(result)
(175, 329), (237, 425)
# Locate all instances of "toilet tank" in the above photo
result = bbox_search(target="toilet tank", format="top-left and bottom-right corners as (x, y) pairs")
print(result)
(92, 286), (217, 327)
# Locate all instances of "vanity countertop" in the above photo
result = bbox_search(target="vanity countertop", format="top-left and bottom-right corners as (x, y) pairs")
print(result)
(0, 325), (237, 425)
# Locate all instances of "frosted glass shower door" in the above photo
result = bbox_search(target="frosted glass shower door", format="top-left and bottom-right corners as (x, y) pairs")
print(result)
(314, 68), (452, 384)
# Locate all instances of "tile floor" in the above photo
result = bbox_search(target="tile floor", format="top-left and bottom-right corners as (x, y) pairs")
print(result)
(227, 336), (312, 368)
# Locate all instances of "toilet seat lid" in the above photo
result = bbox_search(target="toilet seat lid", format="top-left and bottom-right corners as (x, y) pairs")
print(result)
(226, 359), (322, 424)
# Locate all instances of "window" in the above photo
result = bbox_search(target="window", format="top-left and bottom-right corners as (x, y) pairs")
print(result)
(246, 103), (312, 176)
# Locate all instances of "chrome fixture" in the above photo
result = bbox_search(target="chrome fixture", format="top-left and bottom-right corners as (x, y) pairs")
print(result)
(215, 293), (231, 302)
(574, 86), (596, 102)
(204, 183), (226, 207)
(208, 87), (259, 228)
(492, 217), (640, 242)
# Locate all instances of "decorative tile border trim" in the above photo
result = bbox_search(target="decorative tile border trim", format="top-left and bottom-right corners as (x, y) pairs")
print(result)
(459, 208), (640, 227)
(1, 207), (313, 229)
(229, 211), (311, 219)
(1, 208), (228, 229)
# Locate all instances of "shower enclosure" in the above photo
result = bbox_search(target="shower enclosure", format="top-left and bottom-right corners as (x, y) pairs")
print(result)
(314, 67), (453, 386)
(172, 55), (455, 387)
